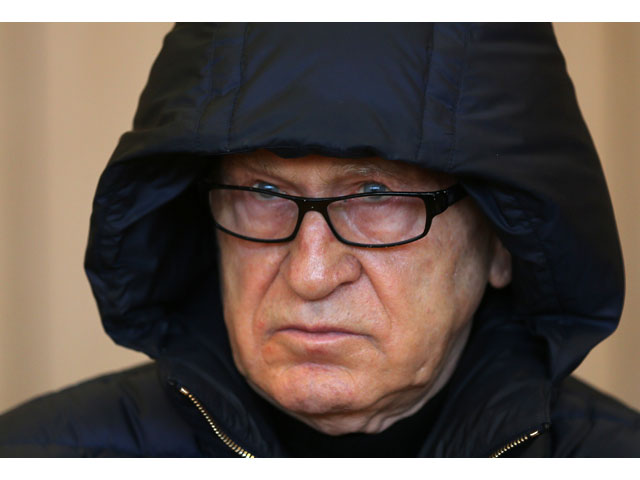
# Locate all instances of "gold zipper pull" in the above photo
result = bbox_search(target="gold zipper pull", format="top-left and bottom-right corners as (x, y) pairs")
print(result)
(490, 428), (543, 458)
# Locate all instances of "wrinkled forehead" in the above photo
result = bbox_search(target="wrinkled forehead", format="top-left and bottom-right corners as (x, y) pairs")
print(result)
(217, 149), (455, 190)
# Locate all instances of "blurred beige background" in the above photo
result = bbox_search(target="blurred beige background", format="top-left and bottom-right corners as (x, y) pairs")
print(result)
(0, 23), (639, 414)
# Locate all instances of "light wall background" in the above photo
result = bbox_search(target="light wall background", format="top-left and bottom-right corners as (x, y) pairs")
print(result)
(1, 23), (639, 414)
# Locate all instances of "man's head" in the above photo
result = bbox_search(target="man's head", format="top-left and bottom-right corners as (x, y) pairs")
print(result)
(213, 149), (512, 435)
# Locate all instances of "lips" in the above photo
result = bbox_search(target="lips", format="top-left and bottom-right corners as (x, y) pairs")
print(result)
(278, 325), (358, 335)
(273, 324), (367, 345)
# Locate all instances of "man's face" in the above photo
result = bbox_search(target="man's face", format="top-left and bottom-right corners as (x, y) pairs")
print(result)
(215, 151), (511, 435)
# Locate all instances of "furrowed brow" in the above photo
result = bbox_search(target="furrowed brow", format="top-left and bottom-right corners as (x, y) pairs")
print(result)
(217, 151), (280, 180)
(335, 162), (408, 181)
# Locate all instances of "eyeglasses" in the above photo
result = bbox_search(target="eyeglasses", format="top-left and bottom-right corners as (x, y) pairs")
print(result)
(204, 182), (467, 248)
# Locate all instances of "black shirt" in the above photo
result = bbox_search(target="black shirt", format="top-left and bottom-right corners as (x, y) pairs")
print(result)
(267, 386), (448, 458)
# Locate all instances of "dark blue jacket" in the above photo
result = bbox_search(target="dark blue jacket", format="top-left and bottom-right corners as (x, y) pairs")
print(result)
(1, 23), (639, 457)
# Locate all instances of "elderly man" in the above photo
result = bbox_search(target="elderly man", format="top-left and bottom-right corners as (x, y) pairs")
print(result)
(1, 23), (639, 457)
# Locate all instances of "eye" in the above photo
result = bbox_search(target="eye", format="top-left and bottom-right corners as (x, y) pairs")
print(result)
(252, 181), (282, 199)
(360, 182), (389, 194)
(253, 181), (280, 192)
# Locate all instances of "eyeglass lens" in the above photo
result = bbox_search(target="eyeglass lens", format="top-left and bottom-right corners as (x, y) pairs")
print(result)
(209, 189), (428, 245)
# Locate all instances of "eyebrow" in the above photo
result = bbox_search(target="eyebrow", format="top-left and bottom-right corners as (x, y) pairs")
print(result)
(222, 152), (431, 188)
(256, 156), (406, 178)
(334, 162), (408, 180)
(222, 152), (281, 177)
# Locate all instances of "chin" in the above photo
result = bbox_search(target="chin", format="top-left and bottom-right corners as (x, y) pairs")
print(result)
(261, 363), (363, 417)
(246, 361), (433, 436)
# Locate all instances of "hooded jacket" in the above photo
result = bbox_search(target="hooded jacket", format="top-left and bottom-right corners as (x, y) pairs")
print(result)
(1, 22), (639, 457)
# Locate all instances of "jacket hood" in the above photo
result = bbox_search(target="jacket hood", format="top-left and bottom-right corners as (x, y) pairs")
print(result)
(85, 22), (624, 396)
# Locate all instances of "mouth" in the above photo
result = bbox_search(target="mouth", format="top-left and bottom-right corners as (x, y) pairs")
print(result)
(274, 325), (366, 344)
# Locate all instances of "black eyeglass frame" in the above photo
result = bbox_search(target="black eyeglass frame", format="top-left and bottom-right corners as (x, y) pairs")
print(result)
(202, 182), (468, 248)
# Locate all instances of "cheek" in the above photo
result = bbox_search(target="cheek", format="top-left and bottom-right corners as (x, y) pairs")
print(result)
(360, 236), (448, 333)
(357, 217), (491, 384)
(217, 236), (286, 371)
(355, 245), (445, 374)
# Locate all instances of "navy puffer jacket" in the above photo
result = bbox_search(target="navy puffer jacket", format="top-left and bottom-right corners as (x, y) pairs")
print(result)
(1, 22), (639, 457)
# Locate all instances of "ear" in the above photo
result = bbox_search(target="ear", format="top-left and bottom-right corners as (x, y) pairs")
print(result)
(488, 235), (512, 289)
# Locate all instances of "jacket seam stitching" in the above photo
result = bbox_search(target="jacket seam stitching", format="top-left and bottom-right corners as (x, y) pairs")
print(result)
(225, 22), (250, 152)
(194, 25), (218, 153)
(413, 25), (434, 163)
(446, 25), (470, 173)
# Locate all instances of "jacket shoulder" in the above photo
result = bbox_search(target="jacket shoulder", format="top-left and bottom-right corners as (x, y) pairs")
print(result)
(0, 363), (199, 457)
(550, 375), (640, 457)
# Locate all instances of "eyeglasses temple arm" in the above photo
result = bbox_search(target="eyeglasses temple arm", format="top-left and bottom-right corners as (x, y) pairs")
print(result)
(431, 184), (467, 216)
(445, 184), (467, 207)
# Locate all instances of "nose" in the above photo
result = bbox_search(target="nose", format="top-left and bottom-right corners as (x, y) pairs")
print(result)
(282, 211), (362, 301)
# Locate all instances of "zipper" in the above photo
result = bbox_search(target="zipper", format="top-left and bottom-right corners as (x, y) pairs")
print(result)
(179, 382), (544, 459)
(490, 429), (542, 458)
(178, 386), (256, 458)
